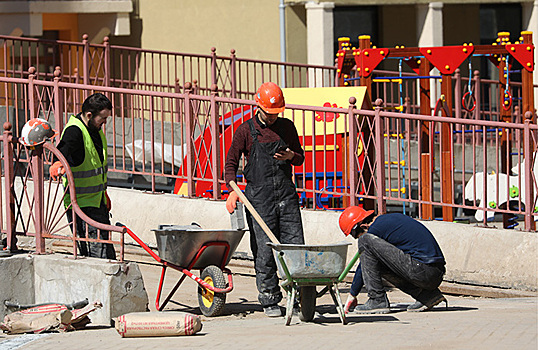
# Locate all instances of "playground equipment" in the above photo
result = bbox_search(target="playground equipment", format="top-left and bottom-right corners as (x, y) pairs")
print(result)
(335, 31), (535, 226)
(173, 87), (372, 210)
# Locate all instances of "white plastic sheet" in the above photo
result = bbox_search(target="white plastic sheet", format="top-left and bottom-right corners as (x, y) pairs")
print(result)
(124, 140), (186, 167)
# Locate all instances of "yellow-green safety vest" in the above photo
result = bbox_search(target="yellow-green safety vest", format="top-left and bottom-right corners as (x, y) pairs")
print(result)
(62, 116), (108, 208)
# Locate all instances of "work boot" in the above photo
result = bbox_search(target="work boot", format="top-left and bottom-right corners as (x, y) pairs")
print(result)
(407, 290), (447, 312)
(353, 294), (390, 314)
(263, 305), (282, 317)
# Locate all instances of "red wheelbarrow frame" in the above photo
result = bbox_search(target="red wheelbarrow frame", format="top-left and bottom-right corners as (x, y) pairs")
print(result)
(119, 224), (234, 311)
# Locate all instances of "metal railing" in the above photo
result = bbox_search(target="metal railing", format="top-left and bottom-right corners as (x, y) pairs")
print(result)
(0, 70), (536, 262)
(4, 32), (527, 123)
(0, 34), (336, 98)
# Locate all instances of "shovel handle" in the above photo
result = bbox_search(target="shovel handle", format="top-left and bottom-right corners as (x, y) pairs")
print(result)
(229, 181), (281, 245)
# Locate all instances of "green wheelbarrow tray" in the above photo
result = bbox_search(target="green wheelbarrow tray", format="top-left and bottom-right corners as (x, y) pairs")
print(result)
(267, 242), (360, 326)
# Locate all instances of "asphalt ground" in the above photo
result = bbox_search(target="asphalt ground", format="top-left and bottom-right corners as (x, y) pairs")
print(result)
(1, 256), (537, 350)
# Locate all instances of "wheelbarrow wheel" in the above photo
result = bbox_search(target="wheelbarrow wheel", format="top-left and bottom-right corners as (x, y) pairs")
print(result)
(197, 265), (227, 317)
(298, 286), (317, 322)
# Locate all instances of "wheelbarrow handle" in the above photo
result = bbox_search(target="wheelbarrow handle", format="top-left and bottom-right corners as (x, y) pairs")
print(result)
(229, 181), (281, 245)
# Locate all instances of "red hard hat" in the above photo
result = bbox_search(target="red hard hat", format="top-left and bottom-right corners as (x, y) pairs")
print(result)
(255, 82), (285, 114)
(339, 206), (375, 236)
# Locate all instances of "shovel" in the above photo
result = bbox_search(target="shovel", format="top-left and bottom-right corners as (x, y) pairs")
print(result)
(229, 181), (281, 245)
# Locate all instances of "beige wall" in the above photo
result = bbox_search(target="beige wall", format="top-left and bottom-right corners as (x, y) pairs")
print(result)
(286, 4), (307, 65)
(132, 0), (282, 60)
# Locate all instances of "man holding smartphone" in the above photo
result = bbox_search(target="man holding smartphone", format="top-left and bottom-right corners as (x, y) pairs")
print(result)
(224, 82), (305, 317)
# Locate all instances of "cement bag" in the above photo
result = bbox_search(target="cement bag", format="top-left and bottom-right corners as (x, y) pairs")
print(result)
(115, 312), (202, 338)
(1, 304), (73, 334)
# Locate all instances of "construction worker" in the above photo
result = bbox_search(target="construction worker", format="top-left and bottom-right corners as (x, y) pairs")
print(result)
(49, 93), (115, 260)
(339, 207), (447, 313)
(225, 82), (305, 317)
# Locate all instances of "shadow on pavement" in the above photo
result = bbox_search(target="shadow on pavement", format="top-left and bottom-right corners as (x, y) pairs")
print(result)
(165, 298), (264, 317)
(389, 302), (478, 313)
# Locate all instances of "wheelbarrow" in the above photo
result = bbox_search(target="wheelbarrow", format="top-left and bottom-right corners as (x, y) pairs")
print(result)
(268, 242), (360, 325)
(117, 223), (245, 317)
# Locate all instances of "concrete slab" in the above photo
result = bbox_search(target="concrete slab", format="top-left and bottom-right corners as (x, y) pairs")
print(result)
(0, 255), (149, 325)
(33, 255), (149, 325)
(0, 255), (34, 320)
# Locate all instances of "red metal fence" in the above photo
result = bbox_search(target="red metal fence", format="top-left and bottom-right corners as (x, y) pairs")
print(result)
(2, 33), (530, 122)
(0, 69), (536, 259)
(0, 34), (335, 98)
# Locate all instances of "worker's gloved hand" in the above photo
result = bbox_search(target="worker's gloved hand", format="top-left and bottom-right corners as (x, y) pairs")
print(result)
(225, 191), (239, 214)
(344, 294), (357, 314)
(105, 191), (112, 212)
(49, 161), (65, 180)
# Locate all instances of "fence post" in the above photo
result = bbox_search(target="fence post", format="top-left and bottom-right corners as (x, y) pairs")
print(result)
(230, 49), (237, 98)
(103, 36), (110, 88)
(174, 78), (182, 124)
(374, 99), (387, 215)
(53, 66), (63, 141)
(347, 97), (358, 206)
(523, 111), (536, 231)
(31, 145), (46, 254)
(82, 34), (90, 99)
(28, 67), (36, 120)
(210, 84), (221, 199)
(3, 123), (16, 251)
(184, 82), (195, 197)
(149, 96), (156, 193)
(211, 47), (218, 89)
(73, 68), (81, 107)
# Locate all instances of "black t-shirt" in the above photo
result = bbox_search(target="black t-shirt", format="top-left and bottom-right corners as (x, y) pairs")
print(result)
(56, 114), (104, 167)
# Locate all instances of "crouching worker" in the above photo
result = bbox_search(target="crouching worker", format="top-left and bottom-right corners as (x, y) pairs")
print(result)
(339, 207), (447, 313)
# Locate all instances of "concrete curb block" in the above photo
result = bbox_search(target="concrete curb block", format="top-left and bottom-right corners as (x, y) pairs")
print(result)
(108, 188), (537, 292)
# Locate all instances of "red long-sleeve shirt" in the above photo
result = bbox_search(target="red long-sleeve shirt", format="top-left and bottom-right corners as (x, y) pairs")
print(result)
(224, 113), (304, 190)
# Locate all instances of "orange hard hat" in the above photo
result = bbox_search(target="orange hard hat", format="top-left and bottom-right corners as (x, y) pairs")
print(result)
(255, 82), (285, 114)
(339, 206), (375, 236)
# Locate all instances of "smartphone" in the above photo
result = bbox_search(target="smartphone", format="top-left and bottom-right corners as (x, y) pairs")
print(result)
(275, 145), (288, 154)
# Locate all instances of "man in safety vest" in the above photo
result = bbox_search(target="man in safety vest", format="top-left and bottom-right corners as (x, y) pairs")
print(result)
(225, 82), (305, 317)
(50, 93), (115, 259)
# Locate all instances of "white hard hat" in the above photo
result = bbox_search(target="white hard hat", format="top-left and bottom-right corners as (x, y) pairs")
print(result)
(19, 118), (56, 147)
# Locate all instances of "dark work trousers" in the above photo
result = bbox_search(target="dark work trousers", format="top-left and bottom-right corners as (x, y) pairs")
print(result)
(243, 120), (305, 308)
(66, 202), (116, 260)
(358, 233), (444, 303)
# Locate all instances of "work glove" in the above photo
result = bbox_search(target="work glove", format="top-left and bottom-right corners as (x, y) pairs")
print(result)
(49, 161), (65, 180)
(344, 294), (357, 314)
(105, 191), (112, 212)
(225, 191), (239, 214)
